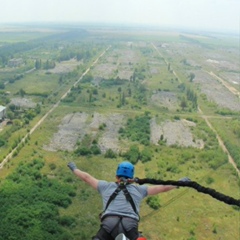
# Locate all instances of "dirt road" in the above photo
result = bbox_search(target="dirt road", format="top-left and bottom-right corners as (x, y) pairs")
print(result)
(198, 107), (239, 177)
(0, 46), (111, 169)
(206, 70), (240, 97)
(151, 43), (182, 83)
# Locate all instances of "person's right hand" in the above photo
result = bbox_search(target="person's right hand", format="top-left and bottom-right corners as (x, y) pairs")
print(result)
(67, 162), (77, 172)
(179, 177), (191, 182)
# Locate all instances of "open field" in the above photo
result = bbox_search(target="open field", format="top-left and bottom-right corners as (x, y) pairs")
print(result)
(0, 25), (239, 240)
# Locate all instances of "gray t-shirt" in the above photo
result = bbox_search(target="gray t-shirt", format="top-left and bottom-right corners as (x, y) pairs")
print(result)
(97, 180), (148, 220)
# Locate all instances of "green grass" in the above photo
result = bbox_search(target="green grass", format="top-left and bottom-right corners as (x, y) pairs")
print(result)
(5, 72), (59, 95)
(0, 27), (239, 240)
(210, 117), (240, 168)
(0, 31), (52, 43)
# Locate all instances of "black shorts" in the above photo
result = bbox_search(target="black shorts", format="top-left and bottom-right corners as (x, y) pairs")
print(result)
(93, 216), (139, 240)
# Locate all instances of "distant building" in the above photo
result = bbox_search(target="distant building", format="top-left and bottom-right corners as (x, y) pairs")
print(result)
(8, 58), (23, 67)
(0, 106), (6, 120)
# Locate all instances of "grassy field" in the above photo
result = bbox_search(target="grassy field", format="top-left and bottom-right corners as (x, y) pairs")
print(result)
(0, 25), (239, 240)
(0, 24), (60, 43)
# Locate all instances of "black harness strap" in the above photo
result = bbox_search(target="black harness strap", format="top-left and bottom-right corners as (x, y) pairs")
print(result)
(101, 181), (138, 219)
(121, 186), (137, 214)
(104, 185), (122, 212)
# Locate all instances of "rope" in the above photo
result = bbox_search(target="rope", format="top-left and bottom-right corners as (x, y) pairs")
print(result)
(141, 188), (190, 221)
(133, 178), (240, 207)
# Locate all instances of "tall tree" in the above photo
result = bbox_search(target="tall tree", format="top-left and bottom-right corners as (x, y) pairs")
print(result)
(180, 96), (187, 110)
(189, 72), (195, 82)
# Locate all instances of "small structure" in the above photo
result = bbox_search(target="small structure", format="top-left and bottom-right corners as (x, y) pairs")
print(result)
(0, 106), (6, 120)
(8, 58), (23, 67)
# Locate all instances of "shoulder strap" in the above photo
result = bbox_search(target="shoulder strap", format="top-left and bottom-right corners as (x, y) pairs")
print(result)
(102, 183), (138, 215)
(104, 185), (122, 212)
(121, 186), (137, 214)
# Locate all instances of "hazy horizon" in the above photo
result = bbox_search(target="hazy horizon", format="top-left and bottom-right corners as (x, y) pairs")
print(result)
(0, 0), (239, 34)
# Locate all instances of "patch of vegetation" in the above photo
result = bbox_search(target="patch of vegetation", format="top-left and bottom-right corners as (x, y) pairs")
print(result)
(0, 137), (6, 147)
(104, 149), (117, 158)
(122, 145), (152, 164)
(146, 196), (161, 210)
(74, 144), (101, 156)
(122, 145), (140, 164)
(133, 82), (148, 105)
(119, 113), (151, 146)
(0, 159), (76, 240)
(100, 78), (128, 87)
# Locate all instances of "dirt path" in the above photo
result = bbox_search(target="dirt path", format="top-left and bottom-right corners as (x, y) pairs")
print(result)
(198, 107), (240, 177)
(151, 43), (182, 83)
(0, 46), (111, 169)
(198, 70), (239, 176)
(205, 71), (240, 97)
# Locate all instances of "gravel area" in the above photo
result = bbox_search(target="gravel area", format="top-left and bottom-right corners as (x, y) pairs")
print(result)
(117, 69), (133, 80)
(10, 98), (36, 108)
(150, 118), (204, 148)
(220, 72), (240, 88)
(43, 112), (125, 153)
(43, 112), (89, 152)
(47, 59), (81, 74)
(93, 63), (117, 78)
(95, 113), (125, 153)
(44, 111), (204, 153)
(151, 91), (178, 111)
(194, 71), (240, 111)
(92, 47), (138, 79)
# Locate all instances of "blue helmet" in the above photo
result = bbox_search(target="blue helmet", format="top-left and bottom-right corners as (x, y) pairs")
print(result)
(116, 161), (134, 179)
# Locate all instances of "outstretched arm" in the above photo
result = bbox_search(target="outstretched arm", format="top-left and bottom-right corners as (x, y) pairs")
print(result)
(68, 162), (99, 189)
(147, 177), (191, 195)
(147, 185), (176, 195)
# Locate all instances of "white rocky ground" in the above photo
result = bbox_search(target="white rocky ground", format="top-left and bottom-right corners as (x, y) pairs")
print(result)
(44, 112), (204, 153)
(43, 112), (89, 152)
(10, 98), (36, 108)
(151, 91), (178, 111)
(150, 118), (204, 148)
(44, 112), (125, 152)
(194, 71), (240, 111)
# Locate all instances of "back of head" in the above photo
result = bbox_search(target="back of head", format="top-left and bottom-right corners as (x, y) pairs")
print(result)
(116, 161), (134, 179)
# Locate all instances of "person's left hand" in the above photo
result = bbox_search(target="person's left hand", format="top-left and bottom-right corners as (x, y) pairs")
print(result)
(67, 162), (77, 172)
(179, 177), (191, 182)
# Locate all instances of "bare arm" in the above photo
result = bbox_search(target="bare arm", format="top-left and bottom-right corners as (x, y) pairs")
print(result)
(68, 162), (99, 189)
(73, 169), (99, 189)
(147, 185), (176, 195)
(147, 177), (191, 195)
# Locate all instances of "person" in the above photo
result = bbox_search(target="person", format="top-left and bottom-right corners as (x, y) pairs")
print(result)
(67, 161), (190, 240)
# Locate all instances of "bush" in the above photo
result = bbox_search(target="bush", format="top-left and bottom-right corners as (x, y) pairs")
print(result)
(104, 149), (117, 158)
(141, 148), (152, 163)
(146, 196), (161, 210)
(120, 114), (151, 145)
(90, 145), (101, 155)
(58, 216), (76, 227)
(123, 145), (140, 164)
(206, 177), (214, 185)
(49, 163), (57, 170)
(74, 147), (91, 156)
(0, 138), (5, 147)
(166, 164), (180, 173)
(99, 123), (106, 130)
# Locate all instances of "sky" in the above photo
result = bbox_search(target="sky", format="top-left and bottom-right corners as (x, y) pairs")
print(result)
(0, 0), (239, 33)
